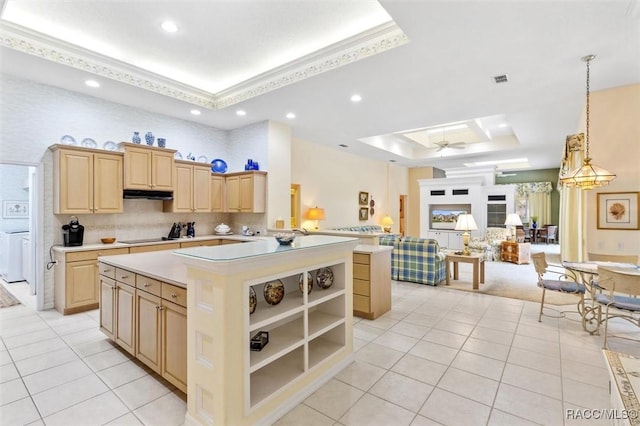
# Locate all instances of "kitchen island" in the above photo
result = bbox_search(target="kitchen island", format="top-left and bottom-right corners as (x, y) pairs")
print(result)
(99, 235), (358, 426)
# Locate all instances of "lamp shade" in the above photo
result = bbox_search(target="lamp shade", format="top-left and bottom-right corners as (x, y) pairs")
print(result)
(455, 214), (478, 231)
(504, 213), (523, 227)
(307, 207), (325, 220)
(381, 215), (394, 227)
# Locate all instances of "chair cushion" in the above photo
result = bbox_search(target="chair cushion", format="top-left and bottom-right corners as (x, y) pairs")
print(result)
(595, 294), (640, 311)
(540, 279), (585, 294)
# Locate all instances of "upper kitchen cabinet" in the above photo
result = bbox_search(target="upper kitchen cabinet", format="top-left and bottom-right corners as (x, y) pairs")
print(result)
(121, 143), (175, 191)
(51, 145), (124, 214)
(226, 171), (267, 213)
(163, 161), (211, 213)
(211, 173), (226, 212)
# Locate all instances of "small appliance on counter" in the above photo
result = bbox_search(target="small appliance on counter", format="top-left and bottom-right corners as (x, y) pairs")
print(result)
(186, 222), (195, 238)
(241, 226), (254, 236)
(62, 216), (84, 247)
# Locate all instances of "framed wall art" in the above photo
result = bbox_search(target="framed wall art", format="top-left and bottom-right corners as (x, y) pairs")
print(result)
(2, 200), (29, 218)
(359, 191), (369, 205)
(359, 207), (369, 221)
(597, 192), (639, 230)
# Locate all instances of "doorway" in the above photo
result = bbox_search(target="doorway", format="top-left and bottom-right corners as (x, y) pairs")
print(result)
(0, 162), (42, 309)
(399, 195), (406, 236)
(290, 184), (300, 229)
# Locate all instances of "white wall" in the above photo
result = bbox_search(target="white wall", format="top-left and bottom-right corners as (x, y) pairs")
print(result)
(291, 137), (407, 232)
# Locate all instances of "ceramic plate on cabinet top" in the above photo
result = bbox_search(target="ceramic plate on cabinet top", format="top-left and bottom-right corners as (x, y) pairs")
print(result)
(103, 141), (117, 151)
(81, 138), (97, 148)
(211, 158), (228, 173)
(61, 135), (76, 145)
(197, 155), (208, 163)
(174, 151), (183, 160)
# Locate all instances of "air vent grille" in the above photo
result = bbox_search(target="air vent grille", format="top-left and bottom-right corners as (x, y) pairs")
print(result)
(493, 74), (509, 83)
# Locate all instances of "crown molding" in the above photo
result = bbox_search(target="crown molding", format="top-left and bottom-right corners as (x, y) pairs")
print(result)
(0, 20), (407, 109)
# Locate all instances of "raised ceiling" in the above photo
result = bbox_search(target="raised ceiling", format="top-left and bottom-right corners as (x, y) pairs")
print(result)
(1, 0), (639, 172)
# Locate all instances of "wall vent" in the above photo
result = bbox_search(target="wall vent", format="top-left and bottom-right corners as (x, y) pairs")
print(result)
(452, 189), (469, 195)
(430, 190), (445, 196)
(488, 195), (506, 201)
(493, 74), (509, 83)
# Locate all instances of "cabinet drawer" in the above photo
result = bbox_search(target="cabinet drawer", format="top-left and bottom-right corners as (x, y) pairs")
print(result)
(136, 275), (162, 296)
(98, 263), (116, 279)
(162, 283), (187, 307)
(353, 294), (370, 312)
(180, 240), (220, 248)
(353, 263), (370, 281)
(115, 268), (136, 286)
(129, 243), (180, 254)
(67, 247), (129, 262)
(353, 253), (370, 265)
(220, 239), (240, 245)
(353, 279), (370, 296)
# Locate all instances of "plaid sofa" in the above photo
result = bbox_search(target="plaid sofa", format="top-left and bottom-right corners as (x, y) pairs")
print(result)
(379, 235), (446, 286)
(333, 225), (384, 233)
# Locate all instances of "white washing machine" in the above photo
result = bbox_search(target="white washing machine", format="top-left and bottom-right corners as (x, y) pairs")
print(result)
(0, 231), (29, 282)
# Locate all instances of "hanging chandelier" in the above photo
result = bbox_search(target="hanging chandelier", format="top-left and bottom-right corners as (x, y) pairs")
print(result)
(560, 54), (616, 190)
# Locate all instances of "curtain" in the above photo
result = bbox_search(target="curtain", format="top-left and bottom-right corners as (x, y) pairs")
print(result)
(529, 191), (551, 225)
(515, 182), (552, 224)
(558, 133), (586, 261)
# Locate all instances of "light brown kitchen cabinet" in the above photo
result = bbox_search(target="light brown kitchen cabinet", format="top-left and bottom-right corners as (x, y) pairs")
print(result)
(54, 247), (129, 315)
(128, 243), (180, 254)
(180, 240), (220, 248)
(352, 248), (392, 320)
(122, 143), (175, 191)
(225, 171), (267, 213)
(211, 174), (226, 212)
(136, 289), (162, 374)
(161, 299), (187, 392)
(51, 146), (123, 214)
(99, 275), (116, 339)
(163, 161), (211, 213)
(115, 277), (136, 356)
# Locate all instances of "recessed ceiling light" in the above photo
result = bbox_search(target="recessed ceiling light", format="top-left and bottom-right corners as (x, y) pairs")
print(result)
(350, 94), (362, 102)
(286, 112), (296, 119)
(161, 21), (178, 33)
(498, 123), (508, 128)
(236, 110), (246, 116)
(85, 79), (100, 88)
(190, 109), (201, 116)
(339, 144), (349, 148)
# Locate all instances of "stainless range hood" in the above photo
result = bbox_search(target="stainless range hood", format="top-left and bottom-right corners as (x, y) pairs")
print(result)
(123, 189), (173, 200)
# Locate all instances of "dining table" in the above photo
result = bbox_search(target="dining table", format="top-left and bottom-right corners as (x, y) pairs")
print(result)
(562, 260), (640, 334)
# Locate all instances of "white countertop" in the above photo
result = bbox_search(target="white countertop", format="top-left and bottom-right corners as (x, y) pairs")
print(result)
(354, 244), (393, 254)
(99, 250), (188, 287)
(52, 234), (256, 252)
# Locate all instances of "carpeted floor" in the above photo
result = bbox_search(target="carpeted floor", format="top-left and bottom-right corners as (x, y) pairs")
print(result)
(439, 244), (579, 306)
(0, 282), (21, 308)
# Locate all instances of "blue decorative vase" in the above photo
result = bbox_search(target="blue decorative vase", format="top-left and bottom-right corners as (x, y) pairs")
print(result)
(132, 132), (141, 144)
(157, 138), (166, 148)
(145, 132), (155, 146)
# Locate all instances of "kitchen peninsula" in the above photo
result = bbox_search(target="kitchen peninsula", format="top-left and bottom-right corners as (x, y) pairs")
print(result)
(98, 235), (359, 426)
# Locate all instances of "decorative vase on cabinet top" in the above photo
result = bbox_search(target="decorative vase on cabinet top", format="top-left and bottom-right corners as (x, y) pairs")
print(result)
(145, 132), (155, 146)
(132, 132), (141, 144)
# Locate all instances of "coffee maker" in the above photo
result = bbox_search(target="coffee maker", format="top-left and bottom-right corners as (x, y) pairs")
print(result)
(62, 216), (84, 247)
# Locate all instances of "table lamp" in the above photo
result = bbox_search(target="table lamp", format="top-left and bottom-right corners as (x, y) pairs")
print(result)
(381, 215), (394, 233)
(307, 207), (325, 230)
(504, 213), (522, 240)
(455, 214), (477, 255)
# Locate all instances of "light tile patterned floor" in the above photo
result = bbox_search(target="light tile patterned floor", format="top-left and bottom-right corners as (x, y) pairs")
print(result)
(2, 264), (640, 425)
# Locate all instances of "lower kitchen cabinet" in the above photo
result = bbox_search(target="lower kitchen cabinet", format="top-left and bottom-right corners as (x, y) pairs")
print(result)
(99, 263), (187, 393)
(55, 247), (129, 315)
(352, 247), (392, 320)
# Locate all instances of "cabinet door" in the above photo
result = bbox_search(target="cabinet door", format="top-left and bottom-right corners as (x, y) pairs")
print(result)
(94, 152), (123, 213)
(211, 175), (225, 212)
(162, 300), (187, 393)
(136, 290), (162, 373)
(124, 147), (152, 189)
(172, 164), (194, 213)
(66, 260), (99, 309)
(99, 275), (116, 339)
(238, 174), (254, 212)
(226, 175), (241, 211)
(193, 166), (212, 212)
(115, 282), (136, 355)
(56, 149), (93, 214)
(152, 151), (175, 191)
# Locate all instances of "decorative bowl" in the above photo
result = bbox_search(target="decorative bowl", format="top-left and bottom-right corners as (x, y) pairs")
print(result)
(274, 233), (295, 245)
(101, 237), (116, 244)
(215, 223), (231, 234)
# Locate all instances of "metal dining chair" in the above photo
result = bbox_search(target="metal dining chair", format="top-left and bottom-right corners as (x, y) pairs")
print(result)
(595, 267), (640, 349)
(532, 252), (585, 323)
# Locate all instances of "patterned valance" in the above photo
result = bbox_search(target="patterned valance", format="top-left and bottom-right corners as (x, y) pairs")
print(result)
(515, 182), (553, 197)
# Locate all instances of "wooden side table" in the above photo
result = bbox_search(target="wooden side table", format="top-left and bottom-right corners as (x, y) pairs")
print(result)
(500, 241), (531, 264)
(445, 253), (485, 290)
(353, 245), (392, 319)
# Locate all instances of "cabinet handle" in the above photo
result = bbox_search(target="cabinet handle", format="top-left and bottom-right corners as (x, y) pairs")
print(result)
(171, 293), (177, 298)
(103, 268), (111, 272)
(144, 283), (150, 288)
(158, 306), (164, 311)
(120, 275), (129, 279)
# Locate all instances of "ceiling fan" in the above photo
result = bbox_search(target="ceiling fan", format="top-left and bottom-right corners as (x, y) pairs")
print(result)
(433, 128), (467, 152)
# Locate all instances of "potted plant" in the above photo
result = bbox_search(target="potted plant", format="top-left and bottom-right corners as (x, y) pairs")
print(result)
(530, 216), (538, 229)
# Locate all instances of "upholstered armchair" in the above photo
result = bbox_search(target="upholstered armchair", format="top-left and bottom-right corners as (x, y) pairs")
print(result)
(468, 227), (511, 261)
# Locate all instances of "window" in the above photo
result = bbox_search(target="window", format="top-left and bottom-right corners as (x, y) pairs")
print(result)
(487, 204), (506, 228)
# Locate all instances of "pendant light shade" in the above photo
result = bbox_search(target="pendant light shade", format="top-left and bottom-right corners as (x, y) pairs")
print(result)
(560, 54), (616, 190)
